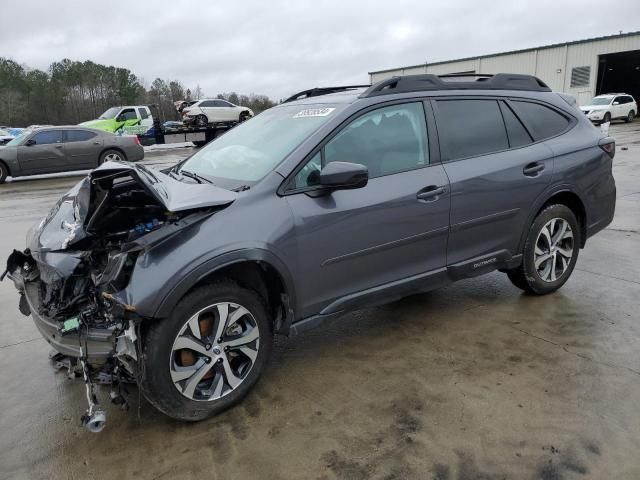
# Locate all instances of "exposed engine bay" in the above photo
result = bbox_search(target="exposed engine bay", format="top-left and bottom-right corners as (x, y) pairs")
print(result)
(2, 161), (236, 432)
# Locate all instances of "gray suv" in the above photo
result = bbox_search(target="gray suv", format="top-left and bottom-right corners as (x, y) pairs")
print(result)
(5, 74), (616, 429)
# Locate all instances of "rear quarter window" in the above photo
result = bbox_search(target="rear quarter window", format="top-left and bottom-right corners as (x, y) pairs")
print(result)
(510, 101), (571, 141)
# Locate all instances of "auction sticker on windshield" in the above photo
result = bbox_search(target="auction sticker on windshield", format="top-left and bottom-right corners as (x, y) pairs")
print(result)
(293, 108), (336, 118)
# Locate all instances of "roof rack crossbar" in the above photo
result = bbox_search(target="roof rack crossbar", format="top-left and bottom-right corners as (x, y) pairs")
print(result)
(283, 85), (371, 103)
(360, 73), (551, 98)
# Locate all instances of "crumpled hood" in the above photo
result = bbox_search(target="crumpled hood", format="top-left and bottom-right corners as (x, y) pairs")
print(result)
(28, 160), (237, 253)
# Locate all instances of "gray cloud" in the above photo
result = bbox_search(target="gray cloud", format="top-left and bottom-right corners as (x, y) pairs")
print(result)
(2, 0), (639, 100)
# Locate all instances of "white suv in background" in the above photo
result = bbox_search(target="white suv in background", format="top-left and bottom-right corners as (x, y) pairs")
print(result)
(580, 94), (636, 124)
(182, 99), (254, 126)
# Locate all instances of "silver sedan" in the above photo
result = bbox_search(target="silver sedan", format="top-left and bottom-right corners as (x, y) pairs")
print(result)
(0, 126), (144, 183)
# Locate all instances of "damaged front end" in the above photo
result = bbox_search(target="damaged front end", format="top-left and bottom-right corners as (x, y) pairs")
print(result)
(3, 161), (236, 431)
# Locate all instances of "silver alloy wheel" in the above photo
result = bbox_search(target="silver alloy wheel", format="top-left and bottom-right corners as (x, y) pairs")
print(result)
(629, 111), (635, 122)
(104, 152), (123, 162)
(169, 302), (260, 401)
(534, 218), (574, 282)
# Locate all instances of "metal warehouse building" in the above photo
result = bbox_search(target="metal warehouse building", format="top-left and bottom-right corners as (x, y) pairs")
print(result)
(369, 31), (640, 106)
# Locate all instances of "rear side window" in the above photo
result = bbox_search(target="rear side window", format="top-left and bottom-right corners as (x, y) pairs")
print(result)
(436, 99), (508, 160)
(499, 102), (533, 148)
(65, 130), (97, 142)
(510, 101), (570, 141)
(199, 100), (214, 107)
(213, 100), (231, 107)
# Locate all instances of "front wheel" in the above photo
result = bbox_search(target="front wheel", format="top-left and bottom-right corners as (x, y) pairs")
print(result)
(239, 111), (251, 123)
(140, 280), (272, 421)
(506, 204), (580, 295)
(603, 112), (611, 124)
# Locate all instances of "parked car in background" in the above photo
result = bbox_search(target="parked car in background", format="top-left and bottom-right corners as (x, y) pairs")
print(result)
(0, 126), (143, 183)
(174, 100), (197, 113)
(182, 99), (253, 126)
(80, 106), (153, 134)
(580, 93), (636, 124)
(0, 128), (14, 145)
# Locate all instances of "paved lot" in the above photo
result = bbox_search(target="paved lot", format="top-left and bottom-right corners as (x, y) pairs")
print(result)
(0, 125), (639, 480)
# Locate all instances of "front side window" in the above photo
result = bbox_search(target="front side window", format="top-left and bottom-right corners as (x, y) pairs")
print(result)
(138, 108), (150, 119)
(177, 103), (344, 189)
(510, 101), (570, 141)
(119, 109), (137, 121)
(292, 102), (429, 189)
(436, 99), (508, 160)
(31, 130), (62, 145)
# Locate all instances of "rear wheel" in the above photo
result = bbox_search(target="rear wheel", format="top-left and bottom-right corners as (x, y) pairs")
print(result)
(506, 204), (580, 295)
(0, 162), (7, 184)
(99, 149), (126, 165)
(626, 110), (635, 123)
(195, 115), (208, 127)
(140, 279), (272, 421)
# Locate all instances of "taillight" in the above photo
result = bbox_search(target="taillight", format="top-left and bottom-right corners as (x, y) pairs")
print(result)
(599, 138), (615, 158)
(134, 136), (141, 146)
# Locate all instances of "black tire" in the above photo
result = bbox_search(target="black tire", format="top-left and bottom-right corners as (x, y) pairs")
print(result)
(0, 162), (7, 184)
(603, 112), (611, 124)
(195, 114), (208, 127)
(506, 204), (580, 295)
(192, 140), (206, 148)
(626, 110), (635, 123)
(239, 111), (251, 123)
(99, 149), (127, 165)
(139, 279), (273, 421)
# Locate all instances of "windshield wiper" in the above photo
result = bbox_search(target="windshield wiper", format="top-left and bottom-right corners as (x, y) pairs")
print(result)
(179, 169), (213, 184)
(232, 184), (251, 192)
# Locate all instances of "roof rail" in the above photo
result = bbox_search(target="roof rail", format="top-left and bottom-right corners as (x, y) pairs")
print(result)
(283, 85), (370, 103)
(360, 73), (551, 98)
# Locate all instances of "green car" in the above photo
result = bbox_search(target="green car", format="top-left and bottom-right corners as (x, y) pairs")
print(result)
(80, 106), (153, 134)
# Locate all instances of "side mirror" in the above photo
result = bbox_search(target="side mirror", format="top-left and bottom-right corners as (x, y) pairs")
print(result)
(25, 139), (36, 146)
(116, 115), (125, 122)
(319, 161), (368, 190)
(612, 101), (620, 105)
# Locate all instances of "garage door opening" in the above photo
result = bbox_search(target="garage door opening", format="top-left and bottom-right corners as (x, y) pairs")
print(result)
(596, 49), (640, 103)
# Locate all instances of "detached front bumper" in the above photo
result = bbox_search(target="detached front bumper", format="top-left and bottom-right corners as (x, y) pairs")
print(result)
(22, 282), (117, 361)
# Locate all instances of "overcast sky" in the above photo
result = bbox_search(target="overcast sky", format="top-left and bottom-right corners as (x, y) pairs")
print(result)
(2, 0), (639, 100)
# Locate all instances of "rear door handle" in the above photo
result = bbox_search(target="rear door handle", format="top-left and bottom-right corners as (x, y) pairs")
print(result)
(54, 144), (63, 149)
(523, 162), (545, 176)
(417, 185), (446, 201)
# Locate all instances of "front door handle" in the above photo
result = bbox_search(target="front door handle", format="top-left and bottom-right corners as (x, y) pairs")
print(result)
(523, 162), (545, 177)
(417, 185), (446, 201)
(54, 144), (63, 149)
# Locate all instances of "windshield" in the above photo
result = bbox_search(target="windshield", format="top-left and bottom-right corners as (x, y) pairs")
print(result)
(178, 104), (343, 188)
(99, 107), (121, 120)
(6, 130), (32, 146)
(591, 96), (613, 105)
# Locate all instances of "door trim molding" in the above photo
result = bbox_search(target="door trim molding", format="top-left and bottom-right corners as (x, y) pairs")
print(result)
(450, 207), (520, 232)
(321, 226), (449, 266)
